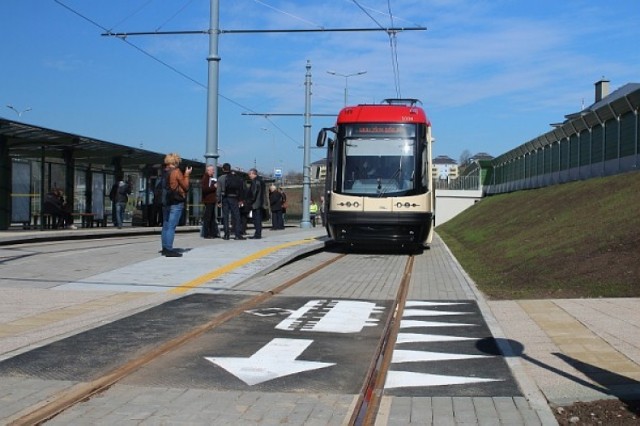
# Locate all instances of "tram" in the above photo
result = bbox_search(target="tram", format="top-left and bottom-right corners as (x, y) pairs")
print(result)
(316, 98), (435, 249)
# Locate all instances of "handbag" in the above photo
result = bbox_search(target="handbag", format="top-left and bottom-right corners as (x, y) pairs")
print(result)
(167, 189), (185, 204)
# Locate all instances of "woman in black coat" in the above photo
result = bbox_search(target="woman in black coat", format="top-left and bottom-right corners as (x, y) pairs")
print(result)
(269, 185), (284, 230)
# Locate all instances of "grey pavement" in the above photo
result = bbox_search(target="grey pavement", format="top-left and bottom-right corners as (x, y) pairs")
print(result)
(0, 225), (638, 425)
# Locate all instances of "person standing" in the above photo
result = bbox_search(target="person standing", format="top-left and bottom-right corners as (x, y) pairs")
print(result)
(200, 164), (219, 238)
(319, 195), (326, 227)
(160, 153), (191, 257)
(247, 168), (264, 239)
(110, 173), (131, 229)
(269, 184), (284, 230)
(309, 199), (319, 227)
(217, 162), (245, 240)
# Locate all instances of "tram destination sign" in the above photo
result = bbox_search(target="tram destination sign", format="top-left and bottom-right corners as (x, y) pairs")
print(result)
(349, 123), (414, 138)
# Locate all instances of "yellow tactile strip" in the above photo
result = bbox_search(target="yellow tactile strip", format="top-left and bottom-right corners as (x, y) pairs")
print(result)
(0, 293), (147, 338)
(518, 300), (640, 381)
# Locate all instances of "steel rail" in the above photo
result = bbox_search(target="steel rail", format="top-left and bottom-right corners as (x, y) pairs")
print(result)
(348, 255), (415, 425)
(7, 252), (347, 426)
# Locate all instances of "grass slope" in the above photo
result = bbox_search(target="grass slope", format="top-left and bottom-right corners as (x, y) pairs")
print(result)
(437, 171), (640, 300)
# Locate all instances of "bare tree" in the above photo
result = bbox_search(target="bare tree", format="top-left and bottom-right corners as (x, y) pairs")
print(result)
(459, 149), (472, 166)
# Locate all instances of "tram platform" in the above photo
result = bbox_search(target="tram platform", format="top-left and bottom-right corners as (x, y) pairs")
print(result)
(0, 225), (638, 425)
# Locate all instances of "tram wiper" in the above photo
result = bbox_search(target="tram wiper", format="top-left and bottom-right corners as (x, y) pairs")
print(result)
(377, 168), (402, 197)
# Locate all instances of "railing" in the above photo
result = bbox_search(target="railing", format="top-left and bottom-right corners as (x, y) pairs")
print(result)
(433, 176), (480, 191)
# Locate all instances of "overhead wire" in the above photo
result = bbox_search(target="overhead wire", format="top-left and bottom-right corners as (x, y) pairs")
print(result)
(107, 0), (155, 33)
(51, 0), (301, 148)
(351, 0), (403, 98)
(155, 0), (198, 32)
(387, 0), (401, 98)
(253, 0), (324, 29)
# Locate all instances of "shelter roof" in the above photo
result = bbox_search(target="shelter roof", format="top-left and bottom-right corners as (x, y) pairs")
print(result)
(0, 117), (204, 172)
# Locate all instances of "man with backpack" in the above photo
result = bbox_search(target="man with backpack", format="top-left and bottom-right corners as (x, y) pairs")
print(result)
(217, 163), (245, 240)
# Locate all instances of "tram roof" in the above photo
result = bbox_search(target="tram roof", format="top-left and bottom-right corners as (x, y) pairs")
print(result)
(336, 102), (430, 126)
(0, 117), (204, 172)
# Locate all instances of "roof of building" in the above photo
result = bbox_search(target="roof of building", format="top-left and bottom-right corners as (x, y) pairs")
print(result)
(564, 83), (640, 121)
(433, 155), (457, 165)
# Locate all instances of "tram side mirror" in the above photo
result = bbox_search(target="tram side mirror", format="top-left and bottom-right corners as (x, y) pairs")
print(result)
(317, 129), (328, 147)
(317, 127), (335, 148)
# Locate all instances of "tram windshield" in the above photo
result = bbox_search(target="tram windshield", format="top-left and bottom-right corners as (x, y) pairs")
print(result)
(340, 130), (416, 196)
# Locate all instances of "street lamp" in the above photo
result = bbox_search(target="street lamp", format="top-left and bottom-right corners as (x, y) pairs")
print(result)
(6, 105), (32, 118)
(326, 70), (367, 106)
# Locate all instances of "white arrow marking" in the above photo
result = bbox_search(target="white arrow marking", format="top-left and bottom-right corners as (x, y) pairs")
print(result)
(400, 320), (475, 328)
(391, 349), (490, 363)
(384, 370), (501, 389)
(204, 338), (335, 386)
(403, 309), (469, 317)
(396, 333), (477, 344)
(276, 300), (383, 333)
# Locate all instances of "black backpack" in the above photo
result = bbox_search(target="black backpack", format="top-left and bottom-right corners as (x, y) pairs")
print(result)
(225, 173), (244, 196)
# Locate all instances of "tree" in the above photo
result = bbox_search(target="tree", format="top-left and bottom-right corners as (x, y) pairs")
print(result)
(459, 150), (472, 166)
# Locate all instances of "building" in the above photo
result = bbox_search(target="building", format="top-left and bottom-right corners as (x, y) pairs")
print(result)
(432, 155), (459, 181)
(310, 158), (327, 183)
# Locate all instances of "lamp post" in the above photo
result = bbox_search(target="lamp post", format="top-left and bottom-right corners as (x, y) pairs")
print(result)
(6, 105), (32, 118)
(326, 70), (367, 106)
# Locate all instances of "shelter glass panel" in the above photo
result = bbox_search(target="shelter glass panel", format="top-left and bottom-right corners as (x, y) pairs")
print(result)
(11, 160), (31, 223)
(105, 174), (114, 222)
(74, 169), (87, 213)
(49, 163), (65, 194)
(92, 172), (105, 220)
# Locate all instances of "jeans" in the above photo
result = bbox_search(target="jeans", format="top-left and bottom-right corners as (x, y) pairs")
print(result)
(161, 202), (184, 251)
(115, 202), (126, 228)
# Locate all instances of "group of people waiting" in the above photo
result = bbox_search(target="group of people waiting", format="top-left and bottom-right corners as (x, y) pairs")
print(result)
(43, 188), (77, 230)
(159, 153), (289, 257)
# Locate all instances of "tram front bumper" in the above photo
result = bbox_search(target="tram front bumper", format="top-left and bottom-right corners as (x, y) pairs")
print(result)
(327, 211), (433, 245)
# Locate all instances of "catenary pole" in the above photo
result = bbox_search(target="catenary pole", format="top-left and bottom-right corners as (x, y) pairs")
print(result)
(205, 0), (220, 177)
(300, 60), (312, 229)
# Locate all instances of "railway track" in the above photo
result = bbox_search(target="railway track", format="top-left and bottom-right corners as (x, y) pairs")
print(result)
(7, 251), (417, 425)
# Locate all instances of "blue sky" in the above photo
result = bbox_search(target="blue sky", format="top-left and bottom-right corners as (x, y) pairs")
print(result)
(2, 1), (639, 175)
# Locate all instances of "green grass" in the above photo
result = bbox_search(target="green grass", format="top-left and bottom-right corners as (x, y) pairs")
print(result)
(436, 170), (640, 300)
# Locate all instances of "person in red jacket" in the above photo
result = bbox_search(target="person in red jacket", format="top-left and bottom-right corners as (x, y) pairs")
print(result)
(200, 164), (219, 238)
